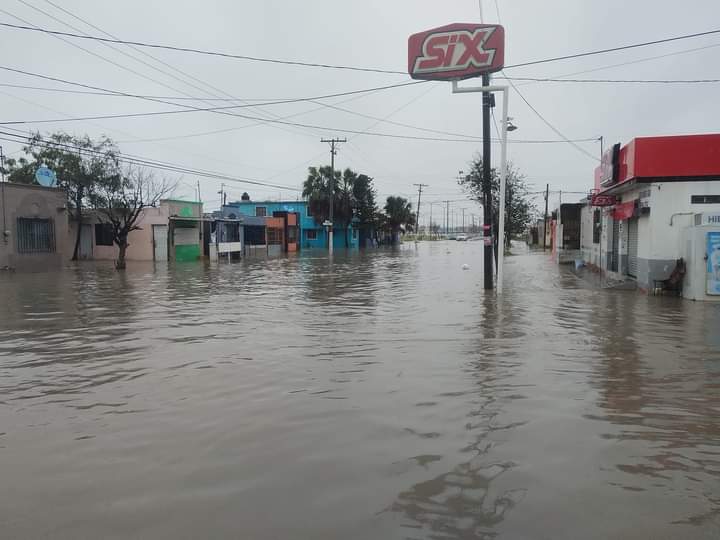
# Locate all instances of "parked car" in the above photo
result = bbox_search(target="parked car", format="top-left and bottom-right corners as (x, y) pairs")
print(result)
(456, 234), (468, 241)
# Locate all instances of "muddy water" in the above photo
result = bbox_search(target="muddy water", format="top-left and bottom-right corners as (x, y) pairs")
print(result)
(1, 243), (719, 539)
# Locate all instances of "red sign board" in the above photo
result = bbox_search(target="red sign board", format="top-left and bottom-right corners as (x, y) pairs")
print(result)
(408, 23), (505, 81)
(591, 193), (617, 207)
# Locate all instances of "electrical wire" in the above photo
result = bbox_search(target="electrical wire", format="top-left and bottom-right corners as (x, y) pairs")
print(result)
(498, 76), (720, 84)
(0, 65), (425, 111)
(0, 20), (407, 75)
(2, 20), (720, 74)
(3, 3), (313, 140)
(0, 128), (301, 191)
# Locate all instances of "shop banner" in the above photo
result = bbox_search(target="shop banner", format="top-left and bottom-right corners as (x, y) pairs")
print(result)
(612, 201), (635, 221)
(708, 232), (720, 295)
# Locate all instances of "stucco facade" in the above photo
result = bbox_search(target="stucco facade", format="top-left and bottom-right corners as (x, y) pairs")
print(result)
(0, 183), (71, 271)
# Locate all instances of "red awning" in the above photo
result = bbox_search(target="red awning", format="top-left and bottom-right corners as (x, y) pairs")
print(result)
(613, 201), (635, 220)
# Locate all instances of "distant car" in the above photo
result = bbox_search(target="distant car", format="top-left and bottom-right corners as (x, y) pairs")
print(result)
(456, 234), (468, 241)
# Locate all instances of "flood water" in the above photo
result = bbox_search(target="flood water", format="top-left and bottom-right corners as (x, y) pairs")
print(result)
(1, 242), (719, 539)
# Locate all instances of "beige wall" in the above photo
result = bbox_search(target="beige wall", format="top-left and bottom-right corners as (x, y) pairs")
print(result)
(73, 205), (170, 262)
(0, 183), (70, 271)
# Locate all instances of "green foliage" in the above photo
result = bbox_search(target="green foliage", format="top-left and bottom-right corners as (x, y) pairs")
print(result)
(383, 196), (415, 240)
(458, 155), (536, 247)
(303, 166), (378, 247)
(2, 131), (122, 260)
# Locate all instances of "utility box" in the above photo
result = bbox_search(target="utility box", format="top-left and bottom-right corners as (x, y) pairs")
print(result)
(682, 212), (720, 302)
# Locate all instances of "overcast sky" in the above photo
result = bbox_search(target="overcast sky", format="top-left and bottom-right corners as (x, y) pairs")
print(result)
(1, 0), (719, 224)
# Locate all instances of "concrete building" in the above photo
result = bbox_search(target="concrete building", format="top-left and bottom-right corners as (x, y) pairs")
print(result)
(70, 199), (203, 263)
(0, 182), (71, 271)
(223, 199), (359, 250)
(581, 134), (720, 295)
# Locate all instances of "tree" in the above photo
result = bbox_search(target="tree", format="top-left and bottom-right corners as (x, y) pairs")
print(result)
(352, 173), (377, 246)
(303, 166), (363, 248)
(383, 196), (415, 244)
(2, 132), (121, 260)
(95, 167), (175, 270)
(458, 156), (535, 249)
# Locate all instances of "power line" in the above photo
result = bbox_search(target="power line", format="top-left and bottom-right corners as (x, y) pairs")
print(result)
(499, 76), (720, 84)
(3, 20), (720, 74)
(0, 128), (301, 191)
(504, 73), (600, 162)
(0, 20), (407, 75)
(503, 28), (720, 70)
(2, 3), (319, 140)
(0, 64), (424, 111)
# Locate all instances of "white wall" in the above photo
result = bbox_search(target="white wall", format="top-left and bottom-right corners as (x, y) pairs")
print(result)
(648, 181), (720, 260)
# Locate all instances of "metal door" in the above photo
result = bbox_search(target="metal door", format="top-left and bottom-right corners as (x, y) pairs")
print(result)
(153, 225), (168, 261)
(610, 218), (619, 272)
(627, 218), (639, 277)
(78, 224), (93, 259)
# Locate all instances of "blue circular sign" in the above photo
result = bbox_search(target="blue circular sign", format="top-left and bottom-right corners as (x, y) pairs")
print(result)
(35, 165), (57, 187)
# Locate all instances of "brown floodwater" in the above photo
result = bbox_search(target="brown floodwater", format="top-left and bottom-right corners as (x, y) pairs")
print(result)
(1, 243), (719, 539)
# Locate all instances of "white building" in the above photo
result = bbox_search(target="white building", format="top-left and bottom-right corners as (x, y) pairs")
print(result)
(580, 134), (720, 300)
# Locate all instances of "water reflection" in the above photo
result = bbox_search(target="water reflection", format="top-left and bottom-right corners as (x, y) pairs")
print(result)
(0, 246), (719, 539)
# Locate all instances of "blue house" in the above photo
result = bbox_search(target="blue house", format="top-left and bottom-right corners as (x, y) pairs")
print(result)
(222, 199), (359, 250)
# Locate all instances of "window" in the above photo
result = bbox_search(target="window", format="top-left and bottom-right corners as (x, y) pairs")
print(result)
(255, 206), (267, 217)
(17, 218), (55, 254)
(691, 195), (720, 204)
(306, 229), (317, 240)
(306, 206), (313, 218)
(95, 223), (114, 246)
(287, 226), (297, 243)
(592, 210), (601, 244)
(267, 227), (283, 245)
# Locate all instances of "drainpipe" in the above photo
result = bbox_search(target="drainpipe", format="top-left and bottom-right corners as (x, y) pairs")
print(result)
(669, 212), (695, 226)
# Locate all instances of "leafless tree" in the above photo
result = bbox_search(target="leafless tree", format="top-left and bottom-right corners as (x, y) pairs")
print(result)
(96, 167), (176, 269)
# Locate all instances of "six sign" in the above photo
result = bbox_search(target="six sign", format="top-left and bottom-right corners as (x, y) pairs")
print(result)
(408, 23), (505, 81)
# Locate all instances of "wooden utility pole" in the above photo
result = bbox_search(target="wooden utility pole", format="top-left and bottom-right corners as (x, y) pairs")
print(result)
(320, 138), (346, 253)
(413, 183), (429, 236)
(543, 183), (549, 251)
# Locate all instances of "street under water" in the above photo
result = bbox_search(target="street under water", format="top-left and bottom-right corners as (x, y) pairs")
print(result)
(1, 242), (719, 539)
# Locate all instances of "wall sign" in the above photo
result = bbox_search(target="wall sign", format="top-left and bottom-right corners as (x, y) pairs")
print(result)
(708, 231), (720, 295)
(408, 23), (505, 81)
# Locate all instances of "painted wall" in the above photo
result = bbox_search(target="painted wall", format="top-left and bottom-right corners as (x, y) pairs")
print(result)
(224, 200), (358, 249)
(73, 206), (170, 262)
(0, 183), (70, 271)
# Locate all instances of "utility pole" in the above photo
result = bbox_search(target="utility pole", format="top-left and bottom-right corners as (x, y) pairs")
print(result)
(196, 180), (202, 203)
(413, 183), (429, 237)
(481, 73), (494, 289)
(444, 200), (451, 236)
(218, 183), (226, 209)
(543, 183), (549, 251)
(461, 208), (466, 233)
(320, 137), (346, 253)
(429, 202), (434, 237)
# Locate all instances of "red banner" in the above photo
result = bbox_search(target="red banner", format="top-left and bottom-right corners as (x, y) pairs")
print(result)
(613, 201), (635, 220)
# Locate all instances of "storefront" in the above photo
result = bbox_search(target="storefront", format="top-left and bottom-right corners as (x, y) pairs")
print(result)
(584, 134), (720, 291)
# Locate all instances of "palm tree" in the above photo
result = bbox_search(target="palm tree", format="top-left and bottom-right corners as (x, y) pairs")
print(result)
(384, 196), (415, 244)
(303, 166), (356, 247)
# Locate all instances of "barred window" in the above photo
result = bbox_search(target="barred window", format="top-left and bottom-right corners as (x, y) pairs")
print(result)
(17, 218), (55, 254)
(255, 206), (267, 217)
(306, 229), (317, 240)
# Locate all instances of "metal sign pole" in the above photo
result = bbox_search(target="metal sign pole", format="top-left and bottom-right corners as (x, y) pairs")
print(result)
(452, 81), (509, 293)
